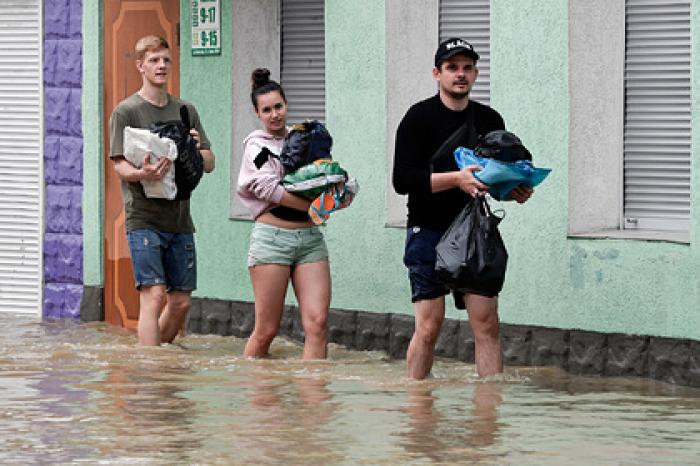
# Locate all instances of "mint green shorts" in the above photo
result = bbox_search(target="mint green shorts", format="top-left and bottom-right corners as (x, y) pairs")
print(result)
(248, 222), (329, 267)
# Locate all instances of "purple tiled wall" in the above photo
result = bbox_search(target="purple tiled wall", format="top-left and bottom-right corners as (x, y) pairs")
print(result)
(43, 0), (83, 319)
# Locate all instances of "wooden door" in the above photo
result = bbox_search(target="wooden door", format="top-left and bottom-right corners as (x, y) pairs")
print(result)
(103, 0), (179, 329)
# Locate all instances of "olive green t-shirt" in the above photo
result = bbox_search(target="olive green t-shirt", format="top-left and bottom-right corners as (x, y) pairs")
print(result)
(109, 93), (211, 233)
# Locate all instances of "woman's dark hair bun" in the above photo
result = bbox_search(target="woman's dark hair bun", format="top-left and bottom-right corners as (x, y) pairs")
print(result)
(251, 68), (271, 90)
(250, 68), (286, 109)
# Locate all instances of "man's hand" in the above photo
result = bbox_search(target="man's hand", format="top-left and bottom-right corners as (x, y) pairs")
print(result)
(456, 165), (488, 198)
(140, 153), (170, 181)
(190, 129), (216, 172)
(507, 185), (533, 204)
(190, 128), (201, 149)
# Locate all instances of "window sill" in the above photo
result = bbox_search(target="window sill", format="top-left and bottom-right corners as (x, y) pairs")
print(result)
(568, 229), (689, 244)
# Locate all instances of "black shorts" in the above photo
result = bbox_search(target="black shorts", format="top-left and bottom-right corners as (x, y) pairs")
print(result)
(403, 226), (465, 310)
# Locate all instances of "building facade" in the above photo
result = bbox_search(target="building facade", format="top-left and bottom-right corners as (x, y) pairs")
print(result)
(1, 0), (699, 384)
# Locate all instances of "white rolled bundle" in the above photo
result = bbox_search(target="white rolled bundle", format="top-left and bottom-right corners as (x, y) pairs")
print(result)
(123, 126), (178, 199)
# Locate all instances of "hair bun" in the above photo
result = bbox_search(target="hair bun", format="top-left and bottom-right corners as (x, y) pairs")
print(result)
(251, 68), (271, 90)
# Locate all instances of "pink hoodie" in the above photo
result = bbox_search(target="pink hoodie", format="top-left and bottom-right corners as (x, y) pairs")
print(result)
(237, 129), (288, 219)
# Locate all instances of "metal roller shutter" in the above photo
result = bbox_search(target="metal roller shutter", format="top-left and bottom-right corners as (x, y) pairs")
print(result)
(281, 0), (325, 124)
(0, 1), (43, 314)
(623, 0), (690, 232)
(439, 0), (490, 105)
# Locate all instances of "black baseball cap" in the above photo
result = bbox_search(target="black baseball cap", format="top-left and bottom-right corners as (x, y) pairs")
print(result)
(434, 38), (480, 67)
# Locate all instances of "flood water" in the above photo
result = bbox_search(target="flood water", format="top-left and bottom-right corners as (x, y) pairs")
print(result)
(1, 314), (700, 465)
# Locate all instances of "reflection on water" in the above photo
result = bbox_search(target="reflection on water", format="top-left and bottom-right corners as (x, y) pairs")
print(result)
(238, 367), (342, 464)
(86, 362), (201, 462)
(1, 314), (700, 465)
(401, 382), (504, 464)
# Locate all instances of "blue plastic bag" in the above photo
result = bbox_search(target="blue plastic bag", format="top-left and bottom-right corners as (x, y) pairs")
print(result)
(454, 147), (551, 201)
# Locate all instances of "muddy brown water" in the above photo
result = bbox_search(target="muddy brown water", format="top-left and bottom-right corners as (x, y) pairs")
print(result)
(1, 314), (699, 465)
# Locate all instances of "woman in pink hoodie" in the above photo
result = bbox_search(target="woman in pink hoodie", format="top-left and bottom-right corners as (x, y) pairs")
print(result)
(237, 68), (330, 359)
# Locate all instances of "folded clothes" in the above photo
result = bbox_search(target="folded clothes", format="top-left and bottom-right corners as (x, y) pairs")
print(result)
(279, 120), (333, 172)
(282, 158), (348, 199)
(279, 121), (359, 224)
(307, 177), (359, 225)
(454, 147), (551, 201)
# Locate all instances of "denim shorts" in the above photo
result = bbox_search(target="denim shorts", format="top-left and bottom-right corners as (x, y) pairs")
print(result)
(403, 226), (465, 310)
(126, 229), (197, 292)
(248, 222), (328, 267)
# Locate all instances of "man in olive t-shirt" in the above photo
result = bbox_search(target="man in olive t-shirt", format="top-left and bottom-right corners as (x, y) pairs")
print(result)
(108, 35), (215, 346)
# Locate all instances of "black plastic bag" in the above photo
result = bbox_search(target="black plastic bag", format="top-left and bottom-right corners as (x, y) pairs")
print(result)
(278, 120), (333, 172)
(149, 106), (204, 201)
(434, 197), (508, 297)
(475, 129), (532, 162)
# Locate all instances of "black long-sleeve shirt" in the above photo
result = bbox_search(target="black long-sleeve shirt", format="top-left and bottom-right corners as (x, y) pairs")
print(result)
(393, 94), (505, 230)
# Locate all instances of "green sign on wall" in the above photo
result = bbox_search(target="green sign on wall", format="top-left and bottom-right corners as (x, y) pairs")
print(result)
(191, 0), (221, 56)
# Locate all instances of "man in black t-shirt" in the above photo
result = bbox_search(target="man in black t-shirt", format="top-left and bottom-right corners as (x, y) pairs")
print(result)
(393, 38), (533, 378)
